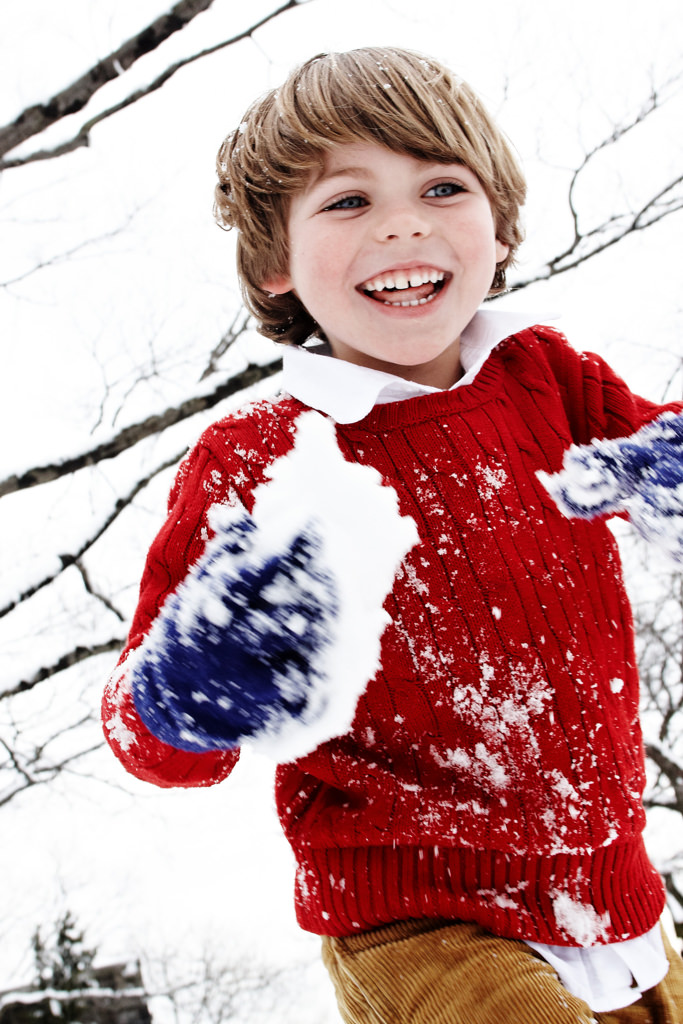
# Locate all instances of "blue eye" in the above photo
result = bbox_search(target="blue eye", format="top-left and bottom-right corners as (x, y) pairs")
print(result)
(324, 194), (367, 210)
(425, 182), (465, 198)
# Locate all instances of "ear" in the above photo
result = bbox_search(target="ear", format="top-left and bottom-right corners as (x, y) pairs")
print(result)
(261, 272), (293, 295)
(495, 239), (510, 264)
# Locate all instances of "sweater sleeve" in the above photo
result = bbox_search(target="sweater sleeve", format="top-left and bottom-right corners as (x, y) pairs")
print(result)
(102, 433), (248, 788)
(532, 323), (682, 446)
(532, 325), (683, 562)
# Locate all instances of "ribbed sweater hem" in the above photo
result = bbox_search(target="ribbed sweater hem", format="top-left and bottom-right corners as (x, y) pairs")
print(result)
(294, 838), (666, 944)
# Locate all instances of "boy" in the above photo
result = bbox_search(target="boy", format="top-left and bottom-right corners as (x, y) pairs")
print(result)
(103, 48), (683, 1021)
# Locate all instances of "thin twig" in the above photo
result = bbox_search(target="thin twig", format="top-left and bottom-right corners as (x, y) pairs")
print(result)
(0, 452), (182, 618)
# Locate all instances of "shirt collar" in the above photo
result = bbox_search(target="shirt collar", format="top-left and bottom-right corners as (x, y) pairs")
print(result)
(281, 308), (552, 424)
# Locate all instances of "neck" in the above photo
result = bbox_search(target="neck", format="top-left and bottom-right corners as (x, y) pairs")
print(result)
(330, 340), (464, 390)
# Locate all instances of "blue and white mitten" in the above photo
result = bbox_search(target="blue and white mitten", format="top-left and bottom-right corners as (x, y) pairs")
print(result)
(131, 412), (419, 762)
(132, 511), (339, 753)
(538, 411), (683, 564)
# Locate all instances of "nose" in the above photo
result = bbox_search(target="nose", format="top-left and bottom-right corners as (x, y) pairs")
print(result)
(374, 203), (431, 242)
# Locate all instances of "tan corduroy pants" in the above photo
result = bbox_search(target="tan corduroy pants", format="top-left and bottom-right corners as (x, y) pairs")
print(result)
(321, 919), (683, 1024)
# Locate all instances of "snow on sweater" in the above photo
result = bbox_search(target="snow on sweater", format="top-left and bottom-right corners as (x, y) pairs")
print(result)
(103, 323), (680, 947)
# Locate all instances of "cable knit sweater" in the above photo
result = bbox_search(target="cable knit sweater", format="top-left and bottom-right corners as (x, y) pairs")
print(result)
(103, 324), (678, 945)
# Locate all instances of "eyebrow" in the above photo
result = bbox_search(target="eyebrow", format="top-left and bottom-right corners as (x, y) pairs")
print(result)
(311, 165), (371, 187)
(311, 159), (470, 189)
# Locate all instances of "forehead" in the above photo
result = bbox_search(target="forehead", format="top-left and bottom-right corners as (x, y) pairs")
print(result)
(308, 141), (468, 188)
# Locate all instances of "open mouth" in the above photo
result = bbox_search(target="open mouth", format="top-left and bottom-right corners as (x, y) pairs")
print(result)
(358, 267), (448, 307)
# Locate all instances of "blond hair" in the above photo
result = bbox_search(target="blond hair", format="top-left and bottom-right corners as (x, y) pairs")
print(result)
(215, 47), (526, 345)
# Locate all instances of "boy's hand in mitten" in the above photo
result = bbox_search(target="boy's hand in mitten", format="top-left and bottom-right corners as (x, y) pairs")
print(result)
(131, 412), (419, 762)
(132, 511), (339, 754)
(538, 411), (683, 563)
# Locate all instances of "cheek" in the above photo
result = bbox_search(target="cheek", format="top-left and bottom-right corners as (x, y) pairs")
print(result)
(309, 225), (339, 257)
(464, 212), (504, 266)
(292, 234), (345, 290)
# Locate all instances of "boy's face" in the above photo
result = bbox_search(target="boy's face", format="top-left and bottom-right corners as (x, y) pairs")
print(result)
(264, 142), (509, 389)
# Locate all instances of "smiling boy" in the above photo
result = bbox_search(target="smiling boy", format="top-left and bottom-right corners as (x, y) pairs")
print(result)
(103, 48), (683, 1022)
(264, 144), (508, 388)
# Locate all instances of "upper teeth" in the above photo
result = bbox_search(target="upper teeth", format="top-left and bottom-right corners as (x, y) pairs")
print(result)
(363, 268), (445, 292)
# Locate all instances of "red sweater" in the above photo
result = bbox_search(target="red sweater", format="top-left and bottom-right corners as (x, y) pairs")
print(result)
(103, 325), (675, 944)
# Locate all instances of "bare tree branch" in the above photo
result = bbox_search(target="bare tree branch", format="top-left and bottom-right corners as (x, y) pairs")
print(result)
(0, 358), (282, 498)
(144, 946), (308, 1024)
(646, 741), (683, 817)
(512, 74), (683, 291)
(74, 561), (126, 622)
(200, 308), (251, 381)
(663, 872), (683, 935)
(0, 453), (182, 619)
(0, 736), (37, 793)
(0, 0), (309, 171)
(0, 213), (140, 289)
(514, 175), (683, 289)
(0, 729), (103, 808)
(0, 0), (217, 161)
(3, 640), (126, 701)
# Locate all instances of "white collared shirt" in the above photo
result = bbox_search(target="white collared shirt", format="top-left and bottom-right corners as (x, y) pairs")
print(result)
(282, 308), (543, 422)
(281, 308), (669, 1011)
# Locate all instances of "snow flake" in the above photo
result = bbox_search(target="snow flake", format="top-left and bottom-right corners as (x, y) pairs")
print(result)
(430, 745), (471, 771)
(478, 889), (519, 911)
(104, 710), (137, 752)
(479, 652), (495, 682)
(431, 742), (509, 789)
(549, 769), (580, 807)
(403, 560), (429, 596)
(474, 742), (509, 788)
(552, 892), (611, 946)
(477, 462), (508, 501)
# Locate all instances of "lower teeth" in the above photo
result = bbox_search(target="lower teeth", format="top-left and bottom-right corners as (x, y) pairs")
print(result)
(383, 292), (437, 308)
